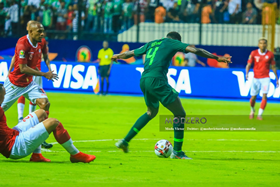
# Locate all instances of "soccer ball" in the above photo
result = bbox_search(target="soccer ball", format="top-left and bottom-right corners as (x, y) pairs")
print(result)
(154, 140), (173, 158)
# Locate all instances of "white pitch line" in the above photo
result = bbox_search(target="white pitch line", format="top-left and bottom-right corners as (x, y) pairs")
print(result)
(41, 149), (280, 153)
(48, 138), (280, 145)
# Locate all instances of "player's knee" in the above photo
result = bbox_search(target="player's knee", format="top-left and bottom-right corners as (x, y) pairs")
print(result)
(262, 94), (267, 100)
(37, 98), (50, 110)
(48, 118), (60, 128)
(35, 109), (47, 122)
(176, 110), (186, 118)
(147, 108), (158, 119)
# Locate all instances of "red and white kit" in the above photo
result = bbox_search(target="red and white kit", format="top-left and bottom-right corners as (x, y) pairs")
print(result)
(1, 35), (48, 111)
(248, 49), (276, 96)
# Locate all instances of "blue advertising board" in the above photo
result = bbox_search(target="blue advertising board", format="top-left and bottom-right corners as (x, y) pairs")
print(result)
(1, 60), (279, 100)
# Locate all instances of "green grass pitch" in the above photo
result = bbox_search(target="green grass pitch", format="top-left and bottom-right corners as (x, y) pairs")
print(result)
(1, 93), (280, 187)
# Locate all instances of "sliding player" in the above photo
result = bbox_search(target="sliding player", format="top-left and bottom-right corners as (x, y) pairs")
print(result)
(0, 84), (96, 163)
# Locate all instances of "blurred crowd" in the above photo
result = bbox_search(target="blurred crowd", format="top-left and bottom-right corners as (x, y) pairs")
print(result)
(0, 0), (279, 37)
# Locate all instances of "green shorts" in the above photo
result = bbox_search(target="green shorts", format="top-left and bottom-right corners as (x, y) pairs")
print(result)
(140, 77), (179, 109)
(99, 65), (110, 77)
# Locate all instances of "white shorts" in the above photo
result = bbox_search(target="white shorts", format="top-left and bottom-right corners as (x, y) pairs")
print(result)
(33, 76), (43, 88)
(250, 77), (270, 96)
(1, 78), (48, 111)
(9, 112), (49, 159)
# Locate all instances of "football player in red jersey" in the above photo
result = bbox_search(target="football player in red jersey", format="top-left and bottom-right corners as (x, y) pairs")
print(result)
(246, 38), (279, 120)
(1, 21), (57, 161)
(8, 21), (53, 149)
(0, 84), (96, 163)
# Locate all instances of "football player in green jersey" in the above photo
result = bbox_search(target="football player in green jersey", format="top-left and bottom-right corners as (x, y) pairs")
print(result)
(113, 31), (231, 159)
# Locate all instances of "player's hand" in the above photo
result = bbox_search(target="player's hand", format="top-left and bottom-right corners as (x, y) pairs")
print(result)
(217, 56), (232, 64)
(246, 74), (249, 80)
(107, 70), (110, 75)
(44, 71), (59, 81)
(111, 54), (119, 62)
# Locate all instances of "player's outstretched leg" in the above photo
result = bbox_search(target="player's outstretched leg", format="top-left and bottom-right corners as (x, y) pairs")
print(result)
(116, 106), (156, 153)
(257, 94), (267, 120)
(43, 118), (96, 163)
(17, 96), (25, 122)
(249, 96), (256, 119)
(165, 97), (191, 160)
(11, 109), (51, 162)
(36, 98), (53, 149)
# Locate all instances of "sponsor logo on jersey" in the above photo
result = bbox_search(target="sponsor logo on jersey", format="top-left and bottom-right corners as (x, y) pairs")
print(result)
(19, 50), (25, 59)
(265, 56), (269, 59)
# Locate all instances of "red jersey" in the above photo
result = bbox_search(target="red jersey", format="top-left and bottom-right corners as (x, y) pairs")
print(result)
(9, 35), (47, 87)
(36, 38), (48, 71)
(247, 49), (276, 78)
(0, 107), (19, 158)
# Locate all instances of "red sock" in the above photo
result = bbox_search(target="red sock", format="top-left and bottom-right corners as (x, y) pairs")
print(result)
(53, 122), (71, 144)
(18, 96), (25, 104)
(260, 99), (267, 110)
(250, 98), (255, 107)
(29, 101), (36, 106)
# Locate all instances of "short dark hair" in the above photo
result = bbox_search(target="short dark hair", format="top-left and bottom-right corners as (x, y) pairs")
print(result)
(259, 37), (267, 44)
(166, 31), (181, 41)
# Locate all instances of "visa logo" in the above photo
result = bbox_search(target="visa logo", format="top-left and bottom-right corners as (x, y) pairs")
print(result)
(50, 64), (98, 89)
(232, 71), (280, 98)
(136, 67), (191, 94)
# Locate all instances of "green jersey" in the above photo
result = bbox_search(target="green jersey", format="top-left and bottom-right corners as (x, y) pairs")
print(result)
(113, 0), (122, 15)
(122, 2), (133, 17)
(134, 38), (189, 80)
(104, 2), (113, 18)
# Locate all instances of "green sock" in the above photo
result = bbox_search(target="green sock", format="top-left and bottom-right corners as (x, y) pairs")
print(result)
(173, 117), (184, 152)
(124, 113), (151, 143)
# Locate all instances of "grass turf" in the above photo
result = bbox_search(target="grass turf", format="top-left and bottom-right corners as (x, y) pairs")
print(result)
(1, 93), (280, 187)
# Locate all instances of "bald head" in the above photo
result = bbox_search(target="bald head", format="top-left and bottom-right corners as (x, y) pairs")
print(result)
(26, 20), (36, 31)
(29, 21), (45, 43)
(0, 84), (5, 105)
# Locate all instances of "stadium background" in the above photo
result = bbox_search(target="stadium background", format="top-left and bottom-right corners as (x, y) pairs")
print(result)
(0, 0), (280, 186)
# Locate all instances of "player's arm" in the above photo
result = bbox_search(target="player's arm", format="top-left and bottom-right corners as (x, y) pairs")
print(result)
(111, 50), (135, 61)
(245, 63), (252, 80)
(246, 52), (254, 80)
(185, 46), (232, 63)
(43, 53), (51, 71)
(8, 55), (16, 75)
(271, 64), (279, 86)
(18, 64), (57, 81)
(42, 41), (51, 71)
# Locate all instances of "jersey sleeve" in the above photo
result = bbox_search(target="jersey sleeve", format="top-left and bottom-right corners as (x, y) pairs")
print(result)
(171, 39), (189, 53)
(247, 51), (254, 64)
(98, 50), (101, 59)
(16, 43), (28, 65)
(270, 53), (276, 65)
(134, 43), (150, 56)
